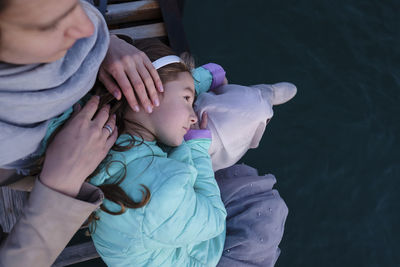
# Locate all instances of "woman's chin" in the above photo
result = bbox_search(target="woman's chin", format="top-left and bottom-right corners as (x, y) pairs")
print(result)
(44, 50), (69, 63)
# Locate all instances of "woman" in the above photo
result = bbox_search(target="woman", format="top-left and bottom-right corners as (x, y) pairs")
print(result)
(0, 0), (161, 266)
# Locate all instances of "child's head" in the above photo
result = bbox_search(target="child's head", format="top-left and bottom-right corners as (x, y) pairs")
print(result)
(104, 38), (198, 147)
(138, 70), (198, 146)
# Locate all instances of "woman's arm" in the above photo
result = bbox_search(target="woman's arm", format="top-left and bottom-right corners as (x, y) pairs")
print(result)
(0, 96), (117, 266)
(0, 180), (102, 267)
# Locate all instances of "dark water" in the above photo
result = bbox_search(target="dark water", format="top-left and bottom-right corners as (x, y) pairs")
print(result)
(76, 1), (399, 266)
(183, 0), (400, 266)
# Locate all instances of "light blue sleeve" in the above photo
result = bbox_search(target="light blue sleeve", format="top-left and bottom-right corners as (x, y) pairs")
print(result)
(141, 140), (226, 248)
(192, 67), (213, 95)
(185, 138), (222, 199)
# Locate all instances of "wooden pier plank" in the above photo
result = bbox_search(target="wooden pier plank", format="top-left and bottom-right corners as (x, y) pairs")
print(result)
(105, 0), (162, 26)
(110, 22), (167, 40)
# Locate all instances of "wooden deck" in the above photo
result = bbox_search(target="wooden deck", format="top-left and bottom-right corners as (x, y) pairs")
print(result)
(105, 0), (188, 54)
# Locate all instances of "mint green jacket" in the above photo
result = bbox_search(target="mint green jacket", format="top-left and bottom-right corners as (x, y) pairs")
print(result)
(90, 134), (227, 266)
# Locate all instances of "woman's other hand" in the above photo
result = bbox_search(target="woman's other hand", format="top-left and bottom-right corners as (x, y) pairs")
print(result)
(40, 96), (118, 198)
(99, 35), (163, 113)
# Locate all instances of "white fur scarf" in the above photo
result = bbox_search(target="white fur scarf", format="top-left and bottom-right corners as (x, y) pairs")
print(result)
(0, 1), (109, 169)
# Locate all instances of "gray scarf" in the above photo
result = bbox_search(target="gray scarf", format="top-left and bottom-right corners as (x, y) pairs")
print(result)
(0, 1), (109, 169)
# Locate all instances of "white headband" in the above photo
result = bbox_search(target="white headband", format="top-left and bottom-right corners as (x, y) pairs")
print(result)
(152, 55), (182, 70)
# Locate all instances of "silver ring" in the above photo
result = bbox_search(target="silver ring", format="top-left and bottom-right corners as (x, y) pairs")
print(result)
(103, 124), (113, 136)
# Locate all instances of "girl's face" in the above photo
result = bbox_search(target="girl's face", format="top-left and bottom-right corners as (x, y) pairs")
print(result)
(0, 0), (94, 64)
(151, 71), (198, 147)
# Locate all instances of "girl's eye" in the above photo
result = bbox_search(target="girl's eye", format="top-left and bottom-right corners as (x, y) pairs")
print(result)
(184, 96), (191, 101)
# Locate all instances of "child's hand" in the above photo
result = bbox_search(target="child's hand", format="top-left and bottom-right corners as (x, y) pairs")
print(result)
(191, 112), (208, 130)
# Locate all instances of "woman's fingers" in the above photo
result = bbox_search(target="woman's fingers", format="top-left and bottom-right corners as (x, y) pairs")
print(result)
(93, 104), (110, 128)
(105, 125), (118, 151)
(143, 56), (164, 92)
(79, 95), (100, 120)
(102, 114), (116, 139)
(72, 103), (81, 115)
(63, 103), (82, 126)
(126, 66), (153, 113)
(99, 69), (122, 100)
(113, 67), (141, 112)
(137, 63), (159, 107)
(200, 112), (208, 129)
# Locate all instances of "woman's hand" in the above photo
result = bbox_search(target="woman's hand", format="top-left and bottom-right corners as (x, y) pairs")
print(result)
(99, 35), (163, 113)
(40, 96), (118, 198)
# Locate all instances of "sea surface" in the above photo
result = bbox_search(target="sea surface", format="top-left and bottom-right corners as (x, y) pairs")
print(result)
(76, 0), (399, 266)
(184, 0), (399, 266)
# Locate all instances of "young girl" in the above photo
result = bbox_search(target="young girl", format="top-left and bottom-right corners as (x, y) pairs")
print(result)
(89, 39), (227, 266)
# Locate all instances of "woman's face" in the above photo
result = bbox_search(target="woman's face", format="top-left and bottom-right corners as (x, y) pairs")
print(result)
(151, 72), (198, 147)
(0, 0), (94, 64)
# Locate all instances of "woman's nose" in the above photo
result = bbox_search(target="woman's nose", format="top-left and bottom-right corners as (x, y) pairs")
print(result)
(65, 6), (95, 40)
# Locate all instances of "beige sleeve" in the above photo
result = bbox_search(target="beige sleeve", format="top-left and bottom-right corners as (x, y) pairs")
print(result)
(0, 179), (103, 267)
